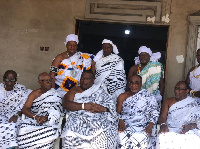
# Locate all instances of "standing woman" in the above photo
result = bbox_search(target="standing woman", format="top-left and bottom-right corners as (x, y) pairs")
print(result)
(92, 39), (126, 103)
(50, 34), (94, 97)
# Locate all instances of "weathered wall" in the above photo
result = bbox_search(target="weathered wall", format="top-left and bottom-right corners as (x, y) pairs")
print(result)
(164, 0), (200, 98)
(0, 0), (200, 98)
(0, 0), (86, 89)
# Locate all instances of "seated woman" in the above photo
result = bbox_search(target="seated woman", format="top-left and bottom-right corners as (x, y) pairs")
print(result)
(91, 39), (126, 103)
(50, 34), (94, 97)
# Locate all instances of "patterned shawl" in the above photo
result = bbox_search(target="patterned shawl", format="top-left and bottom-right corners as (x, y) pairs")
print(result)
(139, 62), (164, 95)
(0, 83), (31, 149)
(95, 54), (126, 102)
(17, 88), (63, 149)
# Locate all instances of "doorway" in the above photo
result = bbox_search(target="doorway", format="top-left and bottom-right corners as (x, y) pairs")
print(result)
(76, 20), (169, 77)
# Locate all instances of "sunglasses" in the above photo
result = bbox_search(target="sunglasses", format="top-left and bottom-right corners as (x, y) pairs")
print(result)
(4, 79), (16, 82)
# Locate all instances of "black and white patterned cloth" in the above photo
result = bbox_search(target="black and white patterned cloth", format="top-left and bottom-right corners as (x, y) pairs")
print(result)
(17, 88), (63, 149)
(0, 83), (31, 149)
(95, 54), (126, 103)
(61, 85), (119, 149)
(156, 96), (200, 149)
(118, 89), (159, 149)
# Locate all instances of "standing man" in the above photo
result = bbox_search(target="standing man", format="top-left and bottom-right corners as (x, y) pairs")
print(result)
(157, 81), (200, 149)
(0, 70), (31, 149)
(186, 49), (200, 102)
(17, 72), (63, 148)
(61, 70), (118, 149)
(128, 46), (164, 104)
(92, 39), (126, 103)
(50, 34), (94, 97)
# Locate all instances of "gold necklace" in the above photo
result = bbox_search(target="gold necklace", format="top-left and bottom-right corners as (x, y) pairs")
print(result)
(193, 65), (200, 78)
(137, 64), (141, 74)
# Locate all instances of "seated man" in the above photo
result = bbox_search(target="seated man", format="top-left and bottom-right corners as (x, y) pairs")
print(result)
(17, 72), (63, 148)
(61, 70), (118, 149)
(157, 81), (200, 149)
(0, 70), (31, 149)
(117, 74), (159, 149)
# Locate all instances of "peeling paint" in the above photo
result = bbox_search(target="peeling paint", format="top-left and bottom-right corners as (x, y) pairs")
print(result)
(147, 16), (155, 23)
(162, 13), (170, 23)
(21, 29), (38, 34)
(176, 55), (184, 63)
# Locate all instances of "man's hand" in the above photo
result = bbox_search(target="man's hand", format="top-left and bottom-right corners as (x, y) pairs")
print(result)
(143, 122), (153, 138)
(158, 124), (169, 134)
(35, 115), (48, 124)
(118, 119), (126, 132)
(180, 124), (196, 134)
(8, 115), (18, 123)
(84, 103), (107, 113)
(84, 103), (95, 113)
(92, 103), (107, 113)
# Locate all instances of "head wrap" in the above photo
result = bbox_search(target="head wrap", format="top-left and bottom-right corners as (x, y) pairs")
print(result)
(102, 39), (119, 54)
(93, 39), (119, 62)
(138, 46), (152, 56)
(64, 34), (79, 45)
(134, 46), (161, 65)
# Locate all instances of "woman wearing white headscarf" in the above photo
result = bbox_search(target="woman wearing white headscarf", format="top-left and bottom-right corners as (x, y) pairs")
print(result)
(92, 39), (126, 103)
(50, 34), (94, 97)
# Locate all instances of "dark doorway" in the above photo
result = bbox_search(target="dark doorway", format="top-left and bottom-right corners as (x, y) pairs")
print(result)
(76, 20), (169, 77)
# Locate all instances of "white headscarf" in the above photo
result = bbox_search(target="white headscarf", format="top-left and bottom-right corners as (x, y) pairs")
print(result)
(134, 46), (161, 65)
(102, 39), (119, 54)
(93, 39), (119, 62)
(138, 46), (152, 56)
(64, 34), (79, 45)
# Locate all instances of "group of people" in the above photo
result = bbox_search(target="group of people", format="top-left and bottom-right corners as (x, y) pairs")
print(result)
(0, 33), (200, 149)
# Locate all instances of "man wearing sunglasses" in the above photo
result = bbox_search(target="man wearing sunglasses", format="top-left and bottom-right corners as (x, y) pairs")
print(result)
(0, 70), (31, 149)
(17, 72), (63, 148)
(157, 81), (200, 148)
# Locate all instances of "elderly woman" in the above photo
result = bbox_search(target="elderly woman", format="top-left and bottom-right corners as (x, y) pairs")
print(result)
(91, 39), (126, 103)
(50, 34), (94, 97)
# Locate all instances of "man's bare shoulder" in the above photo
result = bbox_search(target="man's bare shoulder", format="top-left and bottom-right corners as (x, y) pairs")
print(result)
(55, 52), (67, 60)
(72, 86), (83, 93)
(28, 89), (43, 101)
(188, 66), (196, 73)
(118, 92), (131, 102)
(129, 65), (139, 74)
(130, 65), (139, 70)
(66, 86), (83, 96)
(54, 52), (68, 61)
(164, 97), (176, 108)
